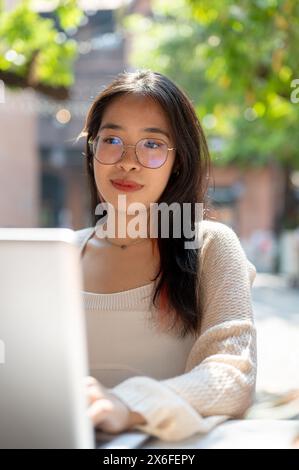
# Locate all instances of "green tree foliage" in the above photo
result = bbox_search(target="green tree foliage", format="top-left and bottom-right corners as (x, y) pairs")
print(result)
(0, 0), (84, 99)
(123, 0), (299, 170)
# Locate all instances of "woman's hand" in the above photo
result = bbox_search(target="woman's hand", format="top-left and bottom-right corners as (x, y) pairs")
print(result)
(84, 376), (146, 435)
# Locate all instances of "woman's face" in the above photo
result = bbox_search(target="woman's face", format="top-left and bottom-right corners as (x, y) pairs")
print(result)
(92, 93), (176, 213)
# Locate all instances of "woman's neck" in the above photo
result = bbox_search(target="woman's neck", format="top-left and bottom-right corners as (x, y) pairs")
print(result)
(95, 207), (152, 248)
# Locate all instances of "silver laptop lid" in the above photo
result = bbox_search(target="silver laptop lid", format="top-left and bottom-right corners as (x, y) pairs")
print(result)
(0, 228), (94, 449)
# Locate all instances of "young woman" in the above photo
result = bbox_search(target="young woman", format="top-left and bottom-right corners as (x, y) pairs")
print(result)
(76, 70), (257, 442)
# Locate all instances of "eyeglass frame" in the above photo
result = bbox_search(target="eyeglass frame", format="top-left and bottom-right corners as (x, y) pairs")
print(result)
(88, 134), (176, 169)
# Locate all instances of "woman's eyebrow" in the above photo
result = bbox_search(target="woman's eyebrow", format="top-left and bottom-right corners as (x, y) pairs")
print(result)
(144, 127), (170, 139)
(99, 123), (170, 139)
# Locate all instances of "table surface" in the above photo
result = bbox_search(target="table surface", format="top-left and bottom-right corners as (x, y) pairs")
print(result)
(96, 419), (299, 449)
(141, 419), (299, 449)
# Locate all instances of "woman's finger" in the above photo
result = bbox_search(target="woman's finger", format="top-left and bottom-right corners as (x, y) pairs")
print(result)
(84, 376), (101, 387)
(87, 399), (114, 427)
(84, 376), (107, 394)
(85, 383), (106, 405)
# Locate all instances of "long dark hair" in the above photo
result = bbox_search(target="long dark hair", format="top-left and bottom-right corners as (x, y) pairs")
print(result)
(78, 70), (212, 339)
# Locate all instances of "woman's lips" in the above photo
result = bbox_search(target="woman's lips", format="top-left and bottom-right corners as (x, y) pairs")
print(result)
(110, 179), (144, 192)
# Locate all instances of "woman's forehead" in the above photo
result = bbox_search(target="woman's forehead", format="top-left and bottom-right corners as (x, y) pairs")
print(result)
(103, 94), (168, 121)
(101, 94), (173, 137)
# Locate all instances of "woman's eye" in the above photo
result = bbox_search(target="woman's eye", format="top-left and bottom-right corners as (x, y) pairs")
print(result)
(144, 140), (161, 149)
(103, 137), (121, 145)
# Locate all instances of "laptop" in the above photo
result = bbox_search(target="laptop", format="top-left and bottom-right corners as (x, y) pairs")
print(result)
(0, 228), (150, 449)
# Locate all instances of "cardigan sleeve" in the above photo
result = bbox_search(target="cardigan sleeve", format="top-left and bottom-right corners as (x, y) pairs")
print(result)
(110, 221), (257, 442)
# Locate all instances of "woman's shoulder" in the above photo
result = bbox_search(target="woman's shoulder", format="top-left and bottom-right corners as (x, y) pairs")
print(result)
(199, 218), (249, 247)
(198, 219), (238, 252)
(199, 218), (236, 237)
(198, 219), (257, 286)
(74, 226), (95, 251)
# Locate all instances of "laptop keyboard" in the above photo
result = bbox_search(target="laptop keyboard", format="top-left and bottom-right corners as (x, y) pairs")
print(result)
(95, 430), (151, 449)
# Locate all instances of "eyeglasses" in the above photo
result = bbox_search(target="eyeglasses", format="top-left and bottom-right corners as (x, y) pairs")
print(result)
(88, 135), (176, 169)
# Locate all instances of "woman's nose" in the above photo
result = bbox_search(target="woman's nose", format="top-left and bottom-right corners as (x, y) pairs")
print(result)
(117, 144), (140, 170)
